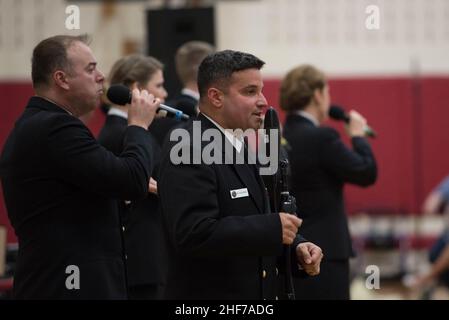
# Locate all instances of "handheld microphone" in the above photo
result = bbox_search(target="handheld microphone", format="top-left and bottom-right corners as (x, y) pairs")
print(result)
(106, 84), (190, 121)
(329, 105), (376, 138)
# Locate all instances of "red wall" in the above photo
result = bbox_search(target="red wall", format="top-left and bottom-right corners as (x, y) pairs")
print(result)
(263, 76), (449, 216)
(1, 77), (449, 243)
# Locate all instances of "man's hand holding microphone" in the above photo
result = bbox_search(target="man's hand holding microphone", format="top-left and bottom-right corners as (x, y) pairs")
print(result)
(127, 88), (160, 129)
(126, 88), (161, 195)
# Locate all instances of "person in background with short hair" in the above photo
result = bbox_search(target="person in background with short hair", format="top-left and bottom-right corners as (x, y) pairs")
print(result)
(170, 40), (215, 116)
(149, 41), (215, 147)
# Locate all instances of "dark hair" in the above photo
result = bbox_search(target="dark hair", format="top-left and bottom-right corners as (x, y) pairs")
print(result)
(175, 41), (215, 85)
(108, 54), (163, 88)
(31, 34), (90, 89)
(197, 50), (265, 100)
(279, 64), (326, 112)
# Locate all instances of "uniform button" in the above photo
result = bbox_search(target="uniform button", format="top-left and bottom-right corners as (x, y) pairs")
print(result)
(276, 268), (279, 276)
(122, 226), (126, 232)
(276, 296), (279, 300)
(262, 270), (267, 278)
(124, 254), (128, 260)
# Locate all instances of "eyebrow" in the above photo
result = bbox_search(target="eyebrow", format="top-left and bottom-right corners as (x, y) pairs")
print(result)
(85, 62), (97, 70)
(241, 84), (262, 90)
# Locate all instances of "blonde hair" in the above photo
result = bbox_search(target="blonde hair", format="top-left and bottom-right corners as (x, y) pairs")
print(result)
(108, 54), (163, 88)
(175, 41), (215, 85)
(279, 64), (326, 112)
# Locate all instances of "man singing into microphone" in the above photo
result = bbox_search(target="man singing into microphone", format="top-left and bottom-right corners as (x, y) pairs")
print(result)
(0, 35), (159, 299)
(158, 51), (323, 299)
(281, 64), (377, 300)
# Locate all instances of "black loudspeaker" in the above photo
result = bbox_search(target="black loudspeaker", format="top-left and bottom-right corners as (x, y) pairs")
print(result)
(146, 7), (215, 100)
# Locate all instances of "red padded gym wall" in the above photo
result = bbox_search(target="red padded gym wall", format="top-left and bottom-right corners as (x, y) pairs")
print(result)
(263, 76), (449, 215)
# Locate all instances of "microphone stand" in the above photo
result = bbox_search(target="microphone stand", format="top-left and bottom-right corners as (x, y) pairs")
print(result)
(261, 107), (297, 300)
(279, 159), (297, 300)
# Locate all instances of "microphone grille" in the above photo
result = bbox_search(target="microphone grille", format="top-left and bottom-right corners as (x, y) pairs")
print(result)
(328, 105), (346, 120)
(107, 84), (131, 106)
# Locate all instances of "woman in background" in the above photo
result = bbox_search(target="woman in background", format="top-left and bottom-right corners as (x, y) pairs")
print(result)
(280, 64), (377, 299)
(98, 54), (167, 299)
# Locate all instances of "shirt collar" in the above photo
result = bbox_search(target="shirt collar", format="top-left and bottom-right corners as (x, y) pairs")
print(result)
(107, 107), (128, 119)
(296, 110), (319, 127)
(202, 114), (243, 153)
(181, 88), (200, 101)
(35, 95), (73, 116)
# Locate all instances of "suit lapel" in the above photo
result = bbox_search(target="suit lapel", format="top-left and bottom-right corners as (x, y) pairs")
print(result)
(230, 143), (268, 214)
(231, 163), (265, 214)
(198, 114), (267, 214)
(253, 163), (270, 214)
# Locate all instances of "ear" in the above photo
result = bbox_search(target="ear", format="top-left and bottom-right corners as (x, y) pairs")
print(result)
(53, 70), (69, 90)
(207, 87), (224, 109)
(312, 88), (323, 105)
